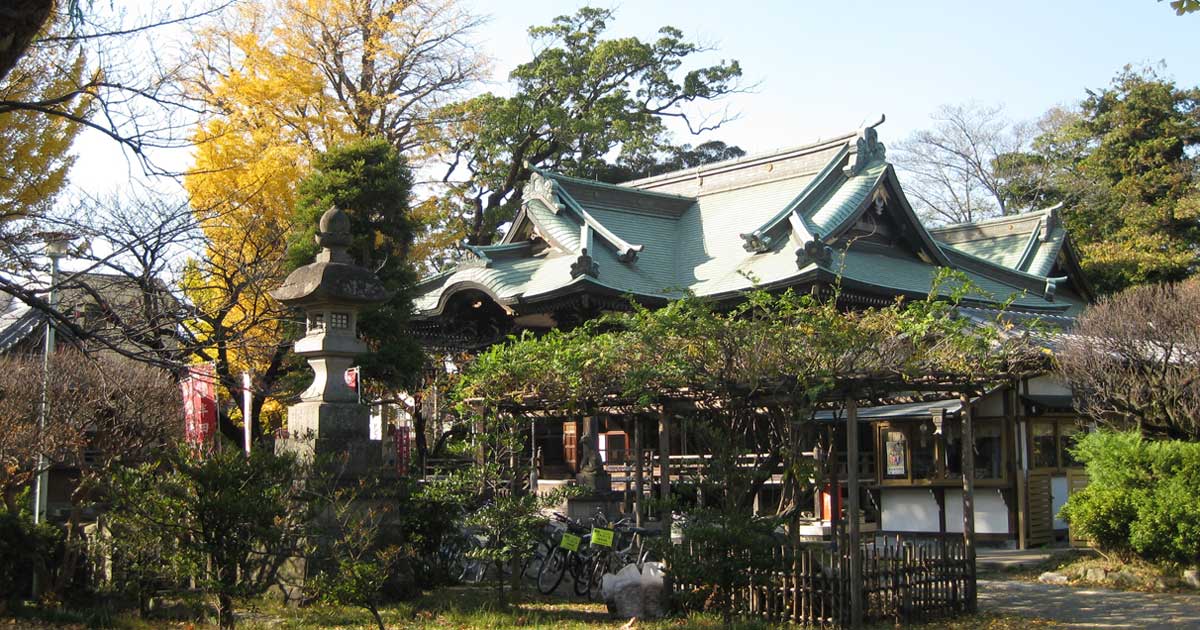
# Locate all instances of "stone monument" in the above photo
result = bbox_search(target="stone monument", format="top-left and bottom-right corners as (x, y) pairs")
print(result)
(271, 206), (389, 474)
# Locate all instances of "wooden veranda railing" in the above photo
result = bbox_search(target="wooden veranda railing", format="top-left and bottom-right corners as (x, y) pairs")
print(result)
(674, 533), (974, 628)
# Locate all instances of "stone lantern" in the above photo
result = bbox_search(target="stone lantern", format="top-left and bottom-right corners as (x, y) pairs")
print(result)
(271, 206), (388, 470)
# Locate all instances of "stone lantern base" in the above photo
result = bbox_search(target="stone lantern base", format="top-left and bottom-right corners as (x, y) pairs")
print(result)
(275, 401), (384, 476)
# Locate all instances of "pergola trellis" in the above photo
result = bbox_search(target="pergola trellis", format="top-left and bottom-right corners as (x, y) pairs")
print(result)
(455, 286), (1050, 627)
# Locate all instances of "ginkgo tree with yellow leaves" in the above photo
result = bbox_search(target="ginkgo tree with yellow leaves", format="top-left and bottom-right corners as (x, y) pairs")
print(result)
(181, 0), (484, 437)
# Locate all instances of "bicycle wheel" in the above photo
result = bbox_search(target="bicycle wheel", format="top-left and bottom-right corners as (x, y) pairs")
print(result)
(523, 540), (549, 580)
(536, 547), (568, 595)
(572, 551), (595, 597)
(587, 551), (616, 601)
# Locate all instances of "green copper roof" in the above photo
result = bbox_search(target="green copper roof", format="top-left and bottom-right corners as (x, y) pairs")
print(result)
(415, 131), (1090, 319)
(944, 233), (1031, 269)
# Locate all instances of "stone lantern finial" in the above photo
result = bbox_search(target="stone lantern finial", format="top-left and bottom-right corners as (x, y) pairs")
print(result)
(316, 206), (353, 263)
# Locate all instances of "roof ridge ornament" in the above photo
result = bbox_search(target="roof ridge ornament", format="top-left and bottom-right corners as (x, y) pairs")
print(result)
(523, 172), (566, 214)
(795, 231), (833, 268)
(845, 114), (887, 177)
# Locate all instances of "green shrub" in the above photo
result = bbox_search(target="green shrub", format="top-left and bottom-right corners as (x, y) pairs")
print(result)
(1060, 430), (1200, 565)
(670, 508), (783, 626)
(1128, 457), (1200, 564)
(0, 495), (62, 601)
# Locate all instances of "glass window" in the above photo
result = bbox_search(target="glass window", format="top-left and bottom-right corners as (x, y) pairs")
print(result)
(943, 421), (962, 477)
(883, 429), (907, 480)
(1032, 421), (1057, 468)
(974, 422), (1003, 480)
(1060, 423), (1081, 468)
(911, 421), (938, 480)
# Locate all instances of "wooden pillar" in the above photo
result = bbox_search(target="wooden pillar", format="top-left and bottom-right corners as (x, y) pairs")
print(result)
(1009, 383), (1028, 550)
(846, 395), (862, 629)
(960, 393), (977, 611)
(658, 406), (672, 525)
(634, 415), (645, 527)
(936, 487), (947, 535)
(657, 404), (673, 606)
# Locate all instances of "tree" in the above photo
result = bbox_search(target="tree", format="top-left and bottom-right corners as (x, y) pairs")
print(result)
(288, 137), (423, 390)
(0, 1), (55, 84)
(421, 6), (743, 259)
(182, 0), (483, 420)
(0, 2), (231, 178)
(0, 350), (180, 597)
(593, 140), (747, 184)
(308, 477), (414, 630)
(1056, 277), (1200, 440)
(0, 9), (88, 238)
(999, 65), (1200, 293)
(109, 446), (314, 630)
(1162, 0), (1200, 15)
(892, 102), (1032, 225)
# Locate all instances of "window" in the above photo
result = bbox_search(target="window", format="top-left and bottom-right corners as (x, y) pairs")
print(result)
(910, 421), (938, 480)
(1060, 423), (1081, 467)
(1032, 421), (1057, 468)
(974, 422), (1003, 480)
(944, 419), (1004, 480)
(1029, 419), (1084, 469)
(308, 313), (324, 332)
(330, 312), (350, 329)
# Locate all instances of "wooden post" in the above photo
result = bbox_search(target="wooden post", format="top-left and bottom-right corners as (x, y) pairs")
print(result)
(959, 393), (977, 611)
(658, 405), (672, 523)
(1011, 383), (1028, 550)
(846, 395), (862, 629)
(634, 414), (644, 527)
(658, 404), (673, 606)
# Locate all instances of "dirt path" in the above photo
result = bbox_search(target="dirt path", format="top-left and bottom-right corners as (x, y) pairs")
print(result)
(979, 579), (1200, 629)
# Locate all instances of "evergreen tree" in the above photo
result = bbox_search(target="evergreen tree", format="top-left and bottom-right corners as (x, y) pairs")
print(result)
(288, 137), (423, 390)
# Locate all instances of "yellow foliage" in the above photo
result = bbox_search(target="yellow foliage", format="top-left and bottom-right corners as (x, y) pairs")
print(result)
(0, 21), (90, 222)
(182, 0), (482, 413)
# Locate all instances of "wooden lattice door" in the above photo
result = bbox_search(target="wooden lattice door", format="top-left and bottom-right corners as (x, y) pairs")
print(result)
(1027, 471), (1054, 546)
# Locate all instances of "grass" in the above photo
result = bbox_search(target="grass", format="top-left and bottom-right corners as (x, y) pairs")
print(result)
(3, 586), (1065, 630)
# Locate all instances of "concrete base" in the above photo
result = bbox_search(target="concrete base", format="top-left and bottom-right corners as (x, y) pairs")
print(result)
(564, 493), (622, 523)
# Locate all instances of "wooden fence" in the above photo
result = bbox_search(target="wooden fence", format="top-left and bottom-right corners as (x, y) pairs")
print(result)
(675, 533), (974, 628)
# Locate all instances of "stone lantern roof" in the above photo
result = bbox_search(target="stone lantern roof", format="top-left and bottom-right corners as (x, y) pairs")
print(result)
(271, 206), (390, 307)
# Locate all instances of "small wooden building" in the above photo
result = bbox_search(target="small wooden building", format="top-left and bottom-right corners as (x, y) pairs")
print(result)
(412, 124), (1093, 548)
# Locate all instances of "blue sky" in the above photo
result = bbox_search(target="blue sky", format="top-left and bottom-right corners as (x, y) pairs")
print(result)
(463, 0), (1200, 153)
(68, 0), (1199, 195)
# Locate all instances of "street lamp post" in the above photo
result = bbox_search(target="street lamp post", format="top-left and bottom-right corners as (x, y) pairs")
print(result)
(31, 234), (70, 598)
(32, 235), (71, 526)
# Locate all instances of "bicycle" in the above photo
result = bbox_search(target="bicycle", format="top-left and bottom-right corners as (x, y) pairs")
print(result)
(536, 512), (591, 595)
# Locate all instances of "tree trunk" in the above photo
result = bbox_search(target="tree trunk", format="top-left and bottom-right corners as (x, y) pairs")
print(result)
(217, 591), (235, 630)
(0, 0), (53, 84)
(368, 603), (386, 630)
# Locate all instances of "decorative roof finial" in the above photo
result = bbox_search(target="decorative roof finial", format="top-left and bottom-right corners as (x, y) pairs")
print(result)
(316, 206), (353, 263)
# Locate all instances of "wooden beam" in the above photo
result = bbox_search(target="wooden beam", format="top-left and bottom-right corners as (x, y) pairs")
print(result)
(960, 392), (978, 612)
(846, 395), (863, 629)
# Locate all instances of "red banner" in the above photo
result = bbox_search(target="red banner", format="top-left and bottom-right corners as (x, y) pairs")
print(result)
(182, 364), (217, 449)
(393, 425), (410, 476)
